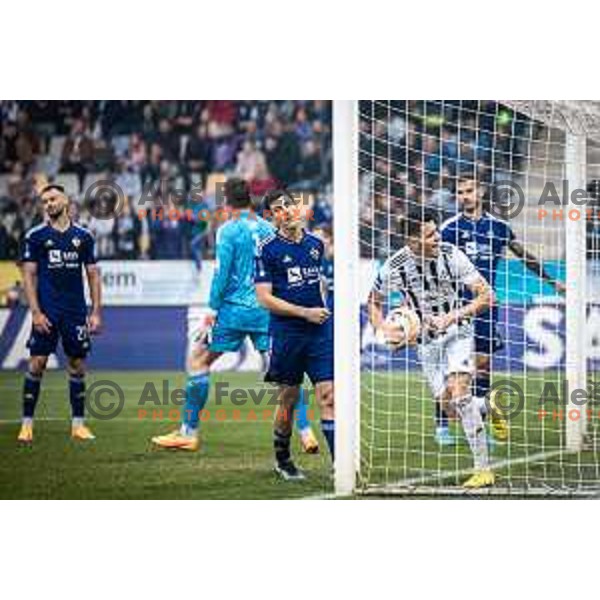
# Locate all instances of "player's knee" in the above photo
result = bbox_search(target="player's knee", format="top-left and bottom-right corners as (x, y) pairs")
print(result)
(447, 373), (470, 399)
(475, 354), (490, 373)
(316, 382), (334, 417)
(187, 349), (218, 374)
(67, 357), (86, 377)
(29, 356), (48, 377)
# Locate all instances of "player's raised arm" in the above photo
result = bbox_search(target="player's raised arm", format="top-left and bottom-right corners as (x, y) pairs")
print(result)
(209, 225), (235, 311)
(509, 238), (566, 294)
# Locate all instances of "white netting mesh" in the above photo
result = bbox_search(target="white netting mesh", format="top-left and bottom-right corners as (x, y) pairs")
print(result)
(358, 100), (600, 495)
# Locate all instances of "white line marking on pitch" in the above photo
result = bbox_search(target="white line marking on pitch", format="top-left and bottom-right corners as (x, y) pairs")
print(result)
(389, 449), (565, 488)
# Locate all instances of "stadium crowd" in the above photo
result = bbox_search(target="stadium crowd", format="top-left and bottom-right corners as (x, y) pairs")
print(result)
(358, 100), (537, 257)
(0, 101), (333, 261)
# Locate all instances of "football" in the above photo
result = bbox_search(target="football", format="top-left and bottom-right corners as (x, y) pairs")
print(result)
(383, 306), (421, 349)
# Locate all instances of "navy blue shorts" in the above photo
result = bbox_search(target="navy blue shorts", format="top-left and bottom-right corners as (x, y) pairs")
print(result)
(473, 307), (503, 355)
(27, 313), (91, 358)
(265, 323), (333, 387)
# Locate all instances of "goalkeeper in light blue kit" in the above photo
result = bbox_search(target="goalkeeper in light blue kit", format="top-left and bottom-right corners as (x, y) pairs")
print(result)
(152, 178), (318, 452)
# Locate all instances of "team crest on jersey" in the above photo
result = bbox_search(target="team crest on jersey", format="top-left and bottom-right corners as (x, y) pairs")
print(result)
(310, 247), (320, 260)
(72, 237), (81, 248)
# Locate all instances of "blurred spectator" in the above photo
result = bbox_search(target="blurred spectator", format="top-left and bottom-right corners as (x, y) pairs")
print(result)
(61, 118), (95, 190)
(150, 198), (188, 259)
(358, 100), (535, 258)
(0, 100), (332, 261)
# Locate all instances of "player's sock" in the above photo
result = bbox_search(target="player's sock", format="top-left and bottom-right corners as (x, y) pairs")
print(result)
(474, 371), (490, 399)
(320, 419), (335, 460)
(474, 395), (488, 419)
(435, 399), (449, 430)
(474, 373), (491, 419)
(69, 373), (85, 421)
(454, 395), (489, 470)
(181, 372), (209, 436)
(295, 387), (311, 434)
(274, 429), (292, 466)
(22, 371), (42, 421)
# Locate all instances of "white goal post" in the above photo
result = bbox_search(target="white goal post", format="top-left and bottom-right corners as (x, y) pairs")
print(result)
(333, 100), (360, 495)
(334, 100), (600, 496)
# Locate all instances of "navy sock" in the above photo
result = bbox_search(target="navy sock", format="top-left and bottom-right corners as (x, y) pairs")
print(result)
(321, 419), (335, 461)
(274, 430), (292, 466)
(69, 374), (85, 419)
(474, 372), (491, 400)
(435, 400), (449, 429)
(22, 372), (42, 419)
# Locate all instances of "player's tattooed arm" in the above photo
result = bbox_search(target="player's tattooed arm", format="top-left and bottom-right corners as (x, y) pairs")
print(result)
(85, 264), (102, 333)
(509, 239), (566, 293)
(21, 262), (52, 334)
(255, 283), (330, 324)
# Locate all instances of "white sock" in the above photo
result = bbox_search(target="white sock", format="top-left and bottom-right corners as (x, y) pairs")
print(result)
(72, 417), (84, 427)
(22, 417), (33, 426)
(180, 424), (197, 438)
(454, 395), (489, 470)
(474, 395), (488, 417)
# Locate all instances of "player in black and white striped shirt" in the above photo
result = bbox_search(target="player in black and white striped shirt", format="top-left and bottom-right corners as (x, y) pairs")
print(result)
(368, 208), (496, 488)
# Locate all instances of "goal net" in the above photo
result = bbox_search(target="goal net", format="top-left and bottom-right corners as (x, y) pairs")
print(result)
(336, 100), (600, 496)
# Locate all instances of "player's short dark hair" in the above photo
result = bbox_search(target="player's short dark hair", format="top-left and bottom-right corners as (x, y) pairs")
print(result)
(263, 188), (295, 210)
(39, 183), (66, 197)
(224, 177), (252, 208)
(404, 207), (438, 238)
(456, 172), (485, 189)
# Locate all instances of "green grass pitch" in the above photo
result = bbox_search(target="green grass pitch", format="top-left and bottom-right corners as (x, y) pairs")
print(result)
(0, 371), (332, 499)
(360, 371), (600, 495)
(3, 368), (599, 498)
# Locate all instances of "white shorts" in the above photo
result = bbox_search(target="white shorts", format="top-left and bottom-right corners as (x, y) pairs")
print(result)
(417, 324), (474, 399)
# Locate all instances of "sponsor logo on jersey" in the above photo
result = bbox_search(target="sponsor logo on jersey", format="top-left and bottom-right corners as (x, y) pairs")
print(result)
(287, 267), (303, 284)
(49, 249), (62, 264)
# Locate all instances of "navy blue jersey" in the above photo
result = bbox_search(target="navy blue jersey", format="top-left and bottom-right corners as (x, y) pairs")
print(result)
(21, 222), (96, 319)
(255, 230), (328, 334)
(440, 211), (515, 289)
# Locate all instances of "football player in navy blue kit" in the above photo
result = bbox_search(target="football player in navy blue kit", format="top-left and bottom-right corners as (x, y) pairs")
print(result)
(17, 183), (102, 444)
(439, 175), (565, 445)
(255, 190), (334, 481)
